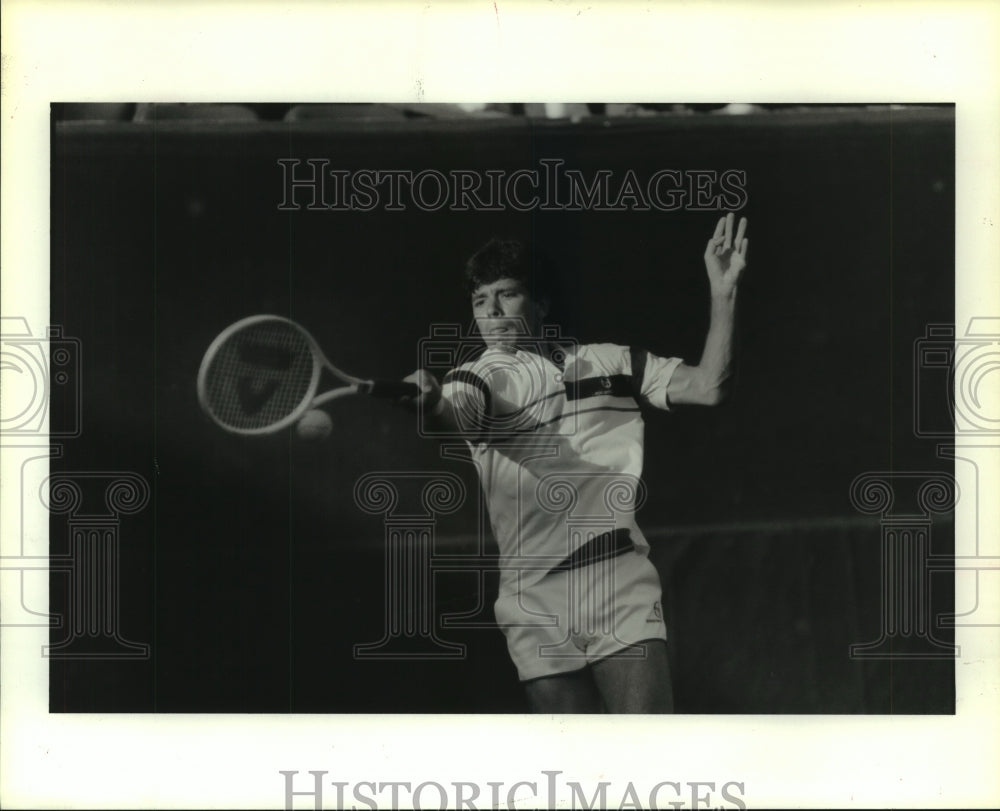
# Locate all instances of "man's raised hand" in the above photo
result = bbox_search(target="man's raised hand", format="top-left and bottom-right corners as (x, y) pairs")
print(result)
(704, 212), (748, 298)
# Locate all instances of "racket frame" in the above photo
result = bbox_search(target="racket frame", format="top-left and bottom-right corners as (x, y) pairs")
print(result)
(197, 314), (368, 436)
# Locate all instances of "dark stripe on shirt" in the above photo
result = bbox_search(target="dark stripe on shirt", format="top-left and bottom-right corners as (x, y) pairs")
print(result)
(564, 374), (634, 401)
(486, 371), (639, 423)
(547, 528), (635, 575)
(629, 347), (648, 402)
(492, 372), (637, 420)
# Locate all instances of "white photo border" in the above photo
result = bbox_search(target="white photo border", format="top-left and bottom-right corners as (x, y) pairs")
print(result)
(2, 1), (998, 808)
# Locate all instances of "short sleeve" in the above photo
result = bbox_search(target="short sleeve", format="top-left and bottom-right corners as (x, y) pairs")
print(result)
(439, 367), (490, 432)
(630, 348), (684, 411)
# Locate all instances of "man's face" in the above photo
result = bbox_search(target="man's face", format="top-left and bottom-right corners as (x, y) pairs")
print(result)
(471, 277), (547, 346)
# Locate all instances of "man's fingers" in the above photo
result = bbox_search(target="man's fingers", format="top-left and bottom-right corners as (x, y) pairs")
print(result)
(706, 214), (747, 261)
(399, 369), (438, 406)
(704, 235), (725, 258)
(737, 237), (748, 260)
(734, 216), (747, 246)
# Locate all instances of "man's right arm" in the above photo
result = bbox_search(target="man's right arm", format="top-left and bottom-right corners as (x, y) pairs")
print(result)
(401, 368), (459, 433)
(663, 212), (748, 407)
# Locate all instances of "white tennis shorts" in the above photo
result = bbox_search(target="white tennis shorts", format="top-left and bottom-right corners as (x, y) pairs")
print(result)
(494, 549), (667, 682)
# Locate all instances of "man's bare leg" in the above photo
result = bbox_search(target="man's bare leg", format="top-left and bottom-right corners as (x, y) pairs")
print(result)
(590, 639), (674, 713)
(523, 667), (605, 713)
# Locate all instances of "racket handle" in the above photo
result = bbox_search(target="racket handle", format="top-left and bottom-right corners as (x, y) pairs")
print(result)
(362, 380), (421, 399)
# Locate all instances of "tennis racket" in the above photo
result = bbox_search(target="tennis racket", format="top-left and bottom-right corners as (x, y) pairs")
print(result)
(197, 314), (419, 435)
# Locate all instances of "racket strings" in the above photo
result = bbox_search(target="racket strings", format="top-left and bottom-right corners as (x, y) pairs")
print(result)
(204, 321), (316, 430)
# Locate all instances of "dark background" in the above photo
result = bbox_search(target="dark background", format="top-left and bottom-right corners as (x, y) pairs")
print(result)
(49, 104), (955, 713)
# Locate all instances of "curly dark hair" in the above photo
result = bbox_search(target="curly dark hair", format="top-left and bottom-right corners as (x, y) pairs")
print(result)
(463, 237), (557, 304)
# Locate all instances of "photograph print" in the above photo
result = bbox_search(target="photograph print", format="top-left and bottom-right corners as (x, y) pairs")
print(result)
(46, 101), (957, 715)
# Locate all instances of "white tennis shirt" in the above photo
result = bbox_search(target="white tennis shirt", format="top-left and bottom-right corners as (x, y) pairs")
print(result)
(439, 342), (682, 594)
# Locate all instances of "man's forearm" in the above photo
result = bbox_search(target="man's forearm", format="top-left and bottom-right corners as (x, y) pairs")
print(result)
(693, 289), (738, 404)
(666, 211), (747, 407)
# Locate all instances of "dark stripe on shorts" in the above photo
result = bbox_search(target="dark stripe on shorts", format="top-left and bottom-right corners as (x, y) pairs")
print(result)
(547, 528), (635, 575)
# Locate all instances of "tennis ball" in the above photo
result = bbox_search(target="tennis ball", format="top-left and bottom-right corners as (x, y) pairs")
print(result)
(295, 409), (332, 441)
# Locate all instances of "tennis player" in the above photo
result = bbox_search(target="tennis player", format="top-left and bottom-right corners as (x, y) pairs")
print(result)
(405, 213), (748, 713)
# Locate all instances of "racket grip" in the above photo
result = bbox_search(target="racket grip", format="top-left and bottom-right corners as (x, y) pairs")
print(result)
(363, 380), (422, 399)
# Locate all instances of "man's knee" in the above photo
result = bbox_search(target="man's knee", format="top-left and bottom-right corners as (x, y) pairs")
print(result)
(591, 640), (674, 713)
(523, 668), (605, 714)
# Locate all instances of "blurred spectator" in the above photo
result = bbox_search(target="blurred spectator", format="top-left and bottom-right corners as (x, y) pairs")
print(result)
(133, 103), (258, 121)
